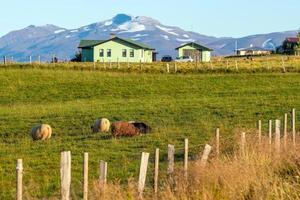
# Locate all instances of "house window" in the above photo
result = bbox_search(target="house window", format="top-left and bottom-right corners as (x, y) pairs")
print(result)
(99, 49), (104, 57)
(130, 49), (134, 57)
(107, 49), (111, 57)
(122, 49), (127, 57)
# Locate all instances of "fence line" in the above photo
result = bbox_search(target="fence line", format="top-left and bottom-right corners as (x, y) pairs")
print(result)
(1, 55), (300, 73)
(12, 108), (298, 199)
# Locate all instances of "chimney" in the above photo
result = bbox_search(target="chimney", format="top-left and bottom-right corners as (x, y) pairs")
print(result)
(110, 33), (116, 39)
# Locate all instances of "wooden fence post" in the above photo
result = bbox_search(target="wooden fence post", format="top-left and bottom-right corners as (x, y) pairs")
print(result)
(166, 63), (170, 73)
(103, 59), (106, 70)
(99, 160), (107, 187)
(61, 151), (71, 200)
(226, 60), (229, 69)
(284, 113), (288, 148)
(258, 120), (262, 145)
(167, 144), (175, 175)
(29, 56), (32, 64)
(292, 108), (296, 134)
(216, 128), (220, 157)
(292, 108), (296, 147)
(184, 139), (188, 178)
(200, 144), (212, 167)
(83, 153), (88, 200)
(269, 120), (272, 145)
(154, 148), (159, 194)
(16, 159), (23, 200)
(275, 120), (281, 153)
(235, 60), (238, 70)
(138, 152), (150, 197)
(174, 62), (177, 73)
(241, 132), (246, 157)
(139, 59), (143, 71)
(281, 57), (286, 72)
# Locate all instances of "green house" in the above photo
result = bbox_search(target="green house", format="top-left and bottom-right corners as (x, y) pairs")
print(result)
(78, 36), (155, 63)
(175, 42), (213, 62)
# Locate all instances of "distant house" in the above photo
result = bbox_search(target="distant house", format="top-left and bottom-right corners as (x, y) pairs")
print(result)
(175, 42), (213, 62)
(78, 35), (155, 63)
(236, 47), (272, 56)
(281, 37), (299, 55)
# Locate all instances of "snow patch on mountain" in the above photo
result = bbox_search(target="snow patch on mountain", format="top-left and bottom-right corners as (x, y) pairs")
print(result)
(131, 38), (140, 41)
(156, 25), (179, 36)
(132, 33), (148, 38)
(70, 30), (78, 33)
(161, 35), (170, 40)
(104, 21), (113, 26)
(118, 22), (146, 33)
(183, 34), (189, 38)
(176, 38), (194, 42)
(54, 29), (65, 34)
(262, 38), (276, 50)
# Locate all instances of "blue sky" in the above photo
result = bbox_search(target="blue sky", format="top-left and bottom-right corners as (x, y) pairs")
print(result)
(0, 0), (299, 38)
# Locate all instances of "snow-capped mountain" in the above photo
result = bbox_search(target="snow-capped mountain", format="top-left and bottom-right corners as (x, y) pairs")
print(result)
(0, 14), (298, 61)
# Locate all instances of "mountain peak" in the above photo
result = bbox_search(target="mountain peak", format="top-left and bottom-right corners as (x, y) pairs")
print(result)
(112, 14), (132, 25)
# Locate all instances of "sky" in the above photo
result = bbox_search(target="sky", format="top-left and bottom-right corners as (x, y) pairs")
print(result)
(0, 0), (299, 38)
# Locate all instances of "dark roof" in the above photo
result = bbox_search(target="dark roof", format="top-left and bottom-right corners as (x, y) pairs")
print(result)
(78, 40), (105, 48)
(285, 37), (299, 43)
(78, 37), (154, 50)
(237, 46), (272, 51)
(175, 42), (213, 51)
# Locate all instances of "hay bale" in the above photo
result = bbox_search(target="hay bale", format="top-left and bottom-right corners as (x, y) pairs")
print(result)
(31, 124), (52, 140)
(111, 121), (140, 137)
(129, 122), (152, 134)
(92, 118), (110, 133)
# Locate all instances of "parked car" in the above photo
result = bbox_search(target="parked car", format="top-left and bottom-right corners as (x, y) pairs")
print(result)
(175, 56), (194, 62)
(161, 55), (173, 62)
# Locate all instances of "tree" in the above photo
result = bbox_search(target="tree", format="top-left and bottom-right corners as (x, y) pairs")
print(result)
(70, 51), (82, 62)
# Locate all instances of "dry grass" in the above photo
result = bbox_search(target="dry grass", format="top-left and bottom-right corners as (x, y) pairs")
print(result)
(87, 133), (300, 200)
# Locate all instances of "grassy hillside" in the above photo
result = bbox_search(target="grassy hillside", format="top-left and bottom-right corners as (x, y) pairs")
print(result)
(0, 68), (300, 199)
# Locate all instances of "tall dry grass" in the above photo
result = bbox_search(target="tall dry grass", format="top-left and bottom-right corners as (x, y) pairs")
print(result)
(90, 133), (300, 200)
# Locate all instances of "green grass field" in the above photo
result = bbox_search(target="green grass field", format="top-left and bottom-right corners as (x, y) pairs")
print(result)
(0, 68), (300, 199)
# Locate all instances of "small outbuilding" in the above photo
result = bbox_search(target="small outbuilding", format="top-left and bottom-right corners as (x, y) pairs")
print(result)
(236, 47), (272, 56)
(175, 42), (213, 62)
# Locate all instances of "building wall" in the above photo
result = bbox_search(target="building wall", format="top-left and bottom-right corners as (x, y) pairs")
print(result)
(92, 40), (153, 63)
(201, 51), (211, 62)
(81, 48), (94, 62)
(178, 45), (198, 58)
(178, 45), (211, 62)
(237, 50), (271, 56)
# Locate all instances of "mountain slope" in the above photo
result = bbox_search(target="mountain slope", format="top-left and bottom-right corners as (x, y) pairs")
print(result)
(0, 14), (297, 61)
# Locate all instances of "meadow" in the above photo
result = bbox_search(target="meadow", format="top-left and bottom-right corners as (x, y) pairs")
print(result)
(0, 65), (300, 199)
